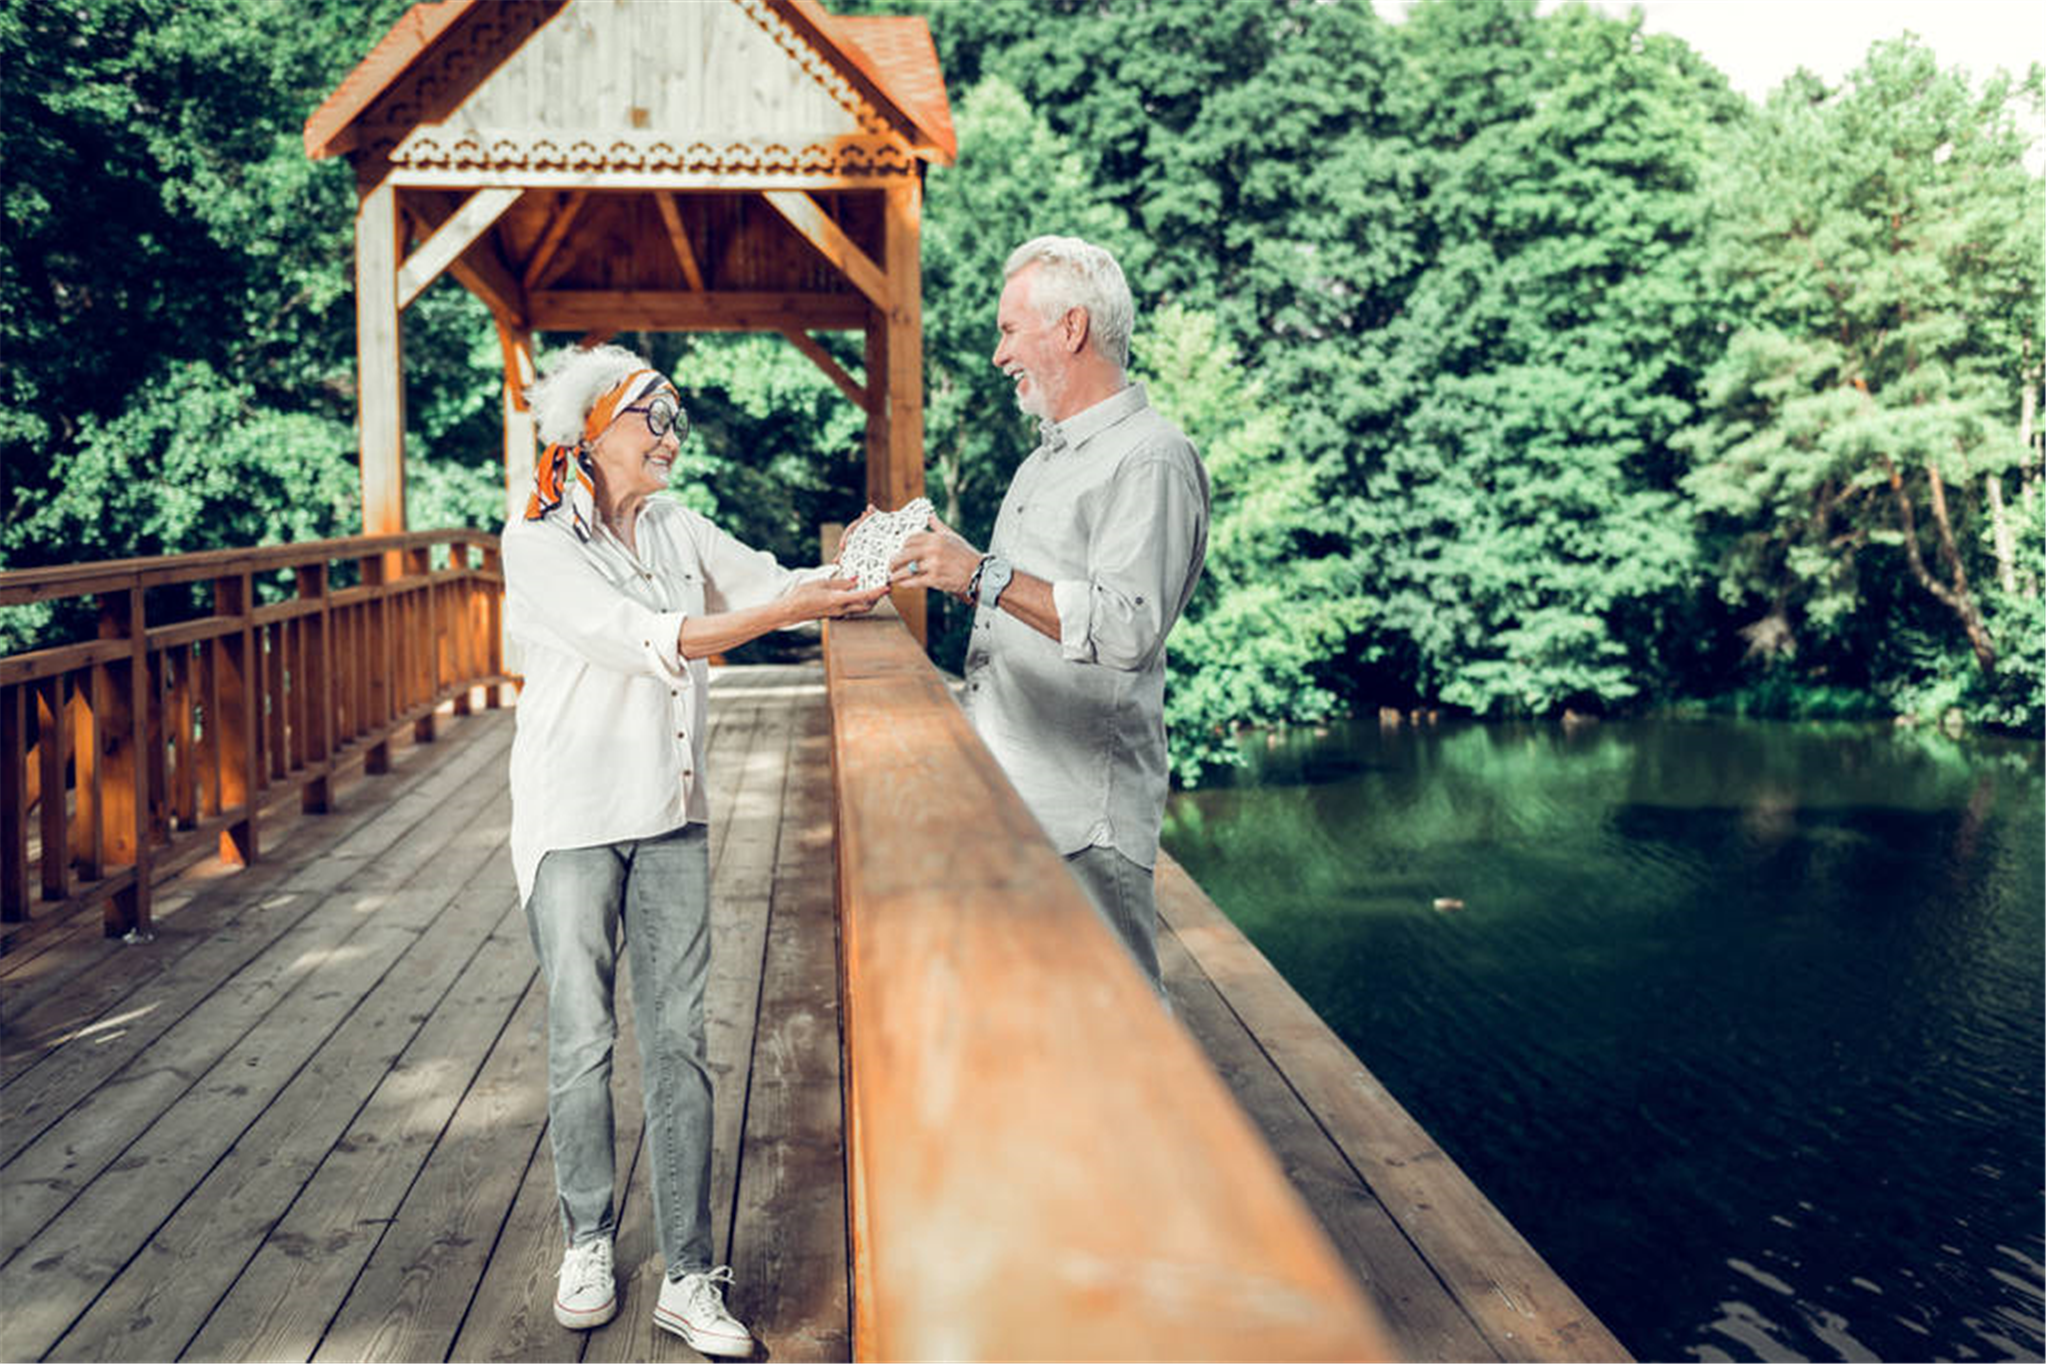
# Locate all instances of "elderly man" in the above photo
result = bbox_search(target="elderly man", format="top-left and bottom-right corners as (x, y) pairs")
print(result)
(892, 235), (1209, 990)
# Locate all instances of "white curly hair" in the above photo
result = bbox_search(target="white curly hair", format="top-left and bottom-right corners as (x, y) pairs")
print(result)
(1004, 235), (1134, 370)
(525, 343), (663, 447)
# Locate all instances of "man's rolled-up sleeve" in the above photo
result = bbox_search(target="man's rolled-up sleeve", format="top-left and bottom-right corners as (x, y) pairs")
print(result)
(1053, 453), (1206, 670)
(504, 525), (689, 681)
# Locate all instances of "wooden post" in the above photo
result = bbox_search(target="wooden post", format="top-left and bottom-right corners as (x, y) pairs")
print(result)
(863, 314), (888, 508)
(214, 571), (258, 866)
(36, 678), (67, 902)
(96, 586), (150, 938)
(71, 676), (100, 880)
(170, 648), (196, 831)
(1, 684), (27, 922)
(497, 322), (536, 524)
(410, 546), (437, 743)
(361, 554), (393, 774)
(482, 544), (505, 708)
(356, 178), (406, 537)
(297, 563), (333, 813)
(145, 651), (168, 846)
(883, 178), (928, 646)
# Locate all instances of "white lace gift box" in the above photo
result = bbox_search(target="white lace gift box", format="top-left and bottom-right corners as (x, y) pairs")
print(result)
(835, 498), (934, 590)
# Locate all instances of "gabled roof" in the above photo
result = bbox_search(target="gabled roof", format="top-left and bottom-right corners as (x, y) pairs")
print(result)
(303, 0), (514, 160)
(778, 1), (956, 162)
(303, 0), (955, 164)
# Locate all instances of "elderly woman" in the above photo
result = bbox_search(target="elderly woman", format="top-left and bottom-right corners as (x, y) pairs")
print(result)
(503, 344), (883, 1352)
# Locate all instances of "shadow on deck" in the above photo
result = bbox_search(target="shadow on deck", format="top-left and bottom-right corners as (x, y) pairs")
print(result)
(0, 664), (1626, 1363)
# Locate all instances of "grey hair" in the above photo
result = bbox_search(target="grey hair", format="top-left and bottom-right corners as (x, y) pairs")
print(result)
(525, 342), (659, 447)
(1004, 235), (1134, 370)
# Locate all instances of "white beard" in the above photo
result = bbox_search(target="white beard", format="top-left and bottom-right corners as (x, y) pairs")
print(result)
(1010, 366), (1061, 420)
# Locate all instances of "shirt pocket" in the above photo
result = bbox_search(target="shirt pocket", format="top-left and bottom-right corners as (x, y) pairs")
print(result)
(677, 569), (706, 618)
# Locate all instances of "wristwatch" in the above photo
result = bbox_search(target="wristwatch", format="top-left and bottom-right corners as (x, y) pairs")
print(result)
(975, 554), (1014, 610)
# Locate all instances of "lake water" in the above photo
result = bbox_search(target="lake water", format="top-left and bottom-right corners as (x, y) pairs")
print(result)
(1161, 716), (2045, 1363)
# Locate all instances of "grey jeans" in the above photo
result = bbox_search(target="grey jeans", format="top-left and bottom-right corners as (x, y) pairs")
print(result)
(1065, 844), (1163, 994)
(524, 823), (713, 1277)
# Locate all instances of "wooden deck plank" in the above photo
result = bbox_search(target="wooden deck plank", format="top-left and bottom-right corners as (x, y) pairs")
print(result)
(440, 1102), (570, 1362)
(2, 792), (518, 1364)
(726, 687), (849, 1361)
(1156, 855), (1632, 1364)
(0, 739), (515, 1243)
(1158, 926), (1503, 1364)
(175, 878), (529, 1364)
(0, 697), (504, 1021)
(0, 711), (511, 1102)
(310, 976), (549, 1364)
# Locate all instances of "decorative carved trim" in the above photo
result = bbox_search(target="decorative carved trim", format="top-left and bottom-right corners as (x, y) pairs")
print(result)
(387, 130), (917, 178)
(353, 1), (559, 172)
(732, 0), (892, 138)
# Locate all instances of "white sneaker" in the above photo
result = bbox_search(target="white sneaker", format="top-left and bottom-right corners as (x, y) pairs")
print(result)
(654, 1265), (752, 1357)
(554, 1236), (616, 1330)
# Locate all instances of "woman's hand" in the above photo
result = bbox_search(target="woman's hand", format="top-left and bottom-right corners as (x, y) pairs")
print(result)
(889, 514), (982, 600)
(784, 574), (889, 623)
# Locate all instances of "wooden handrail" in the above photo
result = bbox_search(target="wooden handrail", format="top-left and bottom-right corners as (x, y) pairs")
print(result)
(0, 531), (509, 952)
(824, 614), (1392, 1361)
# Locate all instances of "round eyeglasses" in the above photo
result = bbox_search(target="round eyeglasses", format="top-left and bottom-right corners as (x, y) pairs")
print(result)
(622, 392), (689, 443)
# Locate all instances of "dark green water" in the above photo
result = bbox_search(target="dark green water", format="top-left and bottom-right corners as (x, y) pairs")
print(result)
(1162, 717), (2045, 1363)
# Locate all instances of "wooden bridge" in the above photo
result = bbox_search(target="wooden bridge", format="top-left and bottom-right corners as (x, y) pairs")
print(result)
(0, 537), (1628, 1362)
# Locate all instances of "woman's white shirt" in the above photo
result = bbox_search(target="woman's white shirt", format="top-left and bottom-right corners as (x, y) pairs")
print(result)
(501, 498), (827, 906)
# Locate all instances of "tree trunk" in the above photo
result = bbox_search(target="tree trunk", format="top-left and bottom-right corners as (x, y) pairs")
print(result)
(2021, 351), (2041, 598)
(1984, 469), (2017, 594)
(1882, 454), (1998, 673)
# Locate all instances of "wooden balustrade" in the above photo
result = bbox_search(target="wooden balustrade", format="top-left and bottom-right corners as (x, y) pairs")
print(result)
(0, 531), (509, 953)
(824, 613), (1392, 1361)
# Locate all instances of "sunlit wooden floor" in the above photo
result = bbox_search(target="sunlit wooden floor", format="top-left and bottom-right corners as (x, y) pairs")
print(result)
(0, 664), (1623, 1364)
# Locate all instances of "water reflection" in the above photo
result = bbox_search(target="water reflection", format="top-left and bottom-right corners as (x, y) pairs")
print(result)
(1164, 717), (2045, 1363)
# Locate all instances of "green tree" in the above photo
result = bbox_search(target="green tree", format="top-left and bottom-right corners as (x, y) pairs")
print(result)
(1679, 40), (2045, 727)
(0, 0), (508, 593)
(1140, 305), (1363, 782)
(1331, 0), (1737, 715)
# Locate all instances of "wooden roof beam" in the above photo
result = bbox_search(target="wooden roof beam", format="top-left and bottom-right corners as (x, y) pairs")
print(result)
(400, 188), (528, 329)
(780, 328), (869, 413)
(522, 191), (588, 292)
(761, 190), (887, 310)
(398, 187), (522, 310)
(654, 192), (706, 292)
(528, 289), (870, 333)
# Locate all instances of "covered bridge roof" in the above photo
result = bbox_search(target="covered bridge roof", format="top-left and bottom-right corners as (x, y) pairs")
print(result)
(304, 0), (955, 166)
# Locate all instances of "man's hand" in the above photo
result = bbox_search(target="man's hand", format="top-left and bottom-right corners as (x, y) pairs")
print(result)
(889, 514), (982, 600)
(785, 575), (890, 622)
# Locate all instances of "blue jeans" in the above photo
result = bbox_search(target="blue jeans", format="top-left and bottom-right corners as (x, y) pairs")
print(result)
(524, 823), (713, 1277)
(1065, 844), (1164, 994)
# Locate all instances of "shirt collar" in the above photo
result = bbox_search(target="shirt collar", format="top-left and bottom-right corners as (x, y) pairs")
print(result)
(1039, 383), (1148, 456)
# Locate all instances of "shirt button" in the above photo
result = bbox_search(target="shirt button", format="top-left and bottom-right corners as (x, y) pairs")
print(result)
(676, 730), (686, 739)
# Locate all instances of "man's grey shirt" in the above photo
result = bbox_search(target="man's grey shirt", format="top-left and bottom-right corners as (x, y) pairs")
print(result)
(962, 383), (1209, 869)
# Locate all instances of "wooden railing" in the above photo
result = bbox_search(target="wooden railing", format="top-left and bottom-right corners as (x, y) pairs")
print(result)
(824, 613), (1392, 1361)
(0, 532), (509, 952)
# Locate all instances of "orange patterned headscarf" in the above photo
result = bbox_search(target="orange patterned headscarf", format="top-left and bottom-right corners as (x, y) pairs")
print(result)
(524, 367), (667, 541)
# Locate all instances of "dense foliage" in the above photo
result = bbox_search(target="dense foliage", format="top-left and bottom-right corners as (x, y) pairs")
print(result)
(4, 0), (2040, 774)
